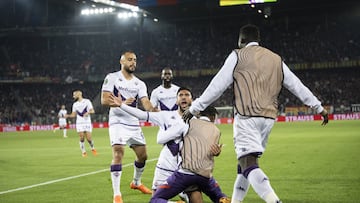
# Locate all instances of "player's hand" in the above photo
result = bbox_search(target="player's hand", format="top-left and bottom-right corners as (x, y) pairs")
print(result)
(210, 144), (223, 156)
(124, 97), (136, 105)
(109, 94), (122, 107)
(320, 109), (329, 126)
(182, 109), (194, 123)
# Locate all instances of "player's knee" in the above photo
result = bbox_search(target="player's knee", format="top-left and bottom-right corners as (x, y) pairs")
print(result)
(239, 154), (259, 178)
(137, 153), (148, 162)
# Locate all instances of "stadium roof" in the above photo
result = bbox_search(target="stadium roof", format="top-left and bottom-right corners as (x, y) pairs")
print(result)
(0, 0), (358, 28)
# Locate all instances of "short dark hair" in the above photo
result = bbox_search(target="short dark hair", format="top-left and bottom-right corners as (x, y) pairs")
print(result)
(162, 67), (172, 72)
(177, 87), (192, 97)
(239, 24), (260, 44)
(120, 50), (135, 59)
(199, 106), (218, 118)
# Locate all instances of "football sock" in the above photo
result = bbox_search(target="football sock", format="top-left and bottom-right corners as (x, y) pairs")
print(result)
(79, 141), (86, 153)
(111, 164), (122, 196)
(63, 129), (67, 137)
(88, 140), (95, 149)
(232, 165), (249, 203)
(246, 167), (280, 203)
(264, 192), (281, 203)
(133, 161), (145, 185)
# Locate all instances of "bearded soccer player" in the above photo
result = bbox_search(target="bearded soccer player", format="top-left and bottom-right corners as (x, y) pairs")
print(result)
(101, 51), (157, 203)
(66, 90), (97, 157)
(108, 87), (230, 203)
(150, 67), (180, 111)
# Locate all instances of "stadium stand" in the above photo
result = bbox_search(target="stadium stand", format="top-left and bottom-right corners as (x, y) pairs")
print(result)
(0, 1), (359, 125)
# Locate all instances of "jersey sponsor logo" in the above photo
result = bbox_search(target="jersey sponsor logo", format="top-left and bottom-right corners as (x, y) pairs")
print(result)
(117, 86), (138, 94)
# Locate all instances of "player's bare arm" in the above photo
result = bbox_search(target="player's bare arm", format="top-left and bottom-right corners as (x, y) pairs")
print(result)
(140, 97), (158, 112)
(84, 109), (95, 117)
(101, 91), (121, 107)
(66, 112), (77, 118)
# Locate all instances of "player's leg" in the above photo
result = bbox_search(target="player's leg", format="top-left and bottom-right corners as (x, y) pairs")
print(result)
(150, 171), (193, 203)
(239, 155), (280, 203)
(130, 144), (152, 194)
(189, 191), (202, 203)
(78, 131), (87, 157)
(109, 125), (127, 203)
(200, 177), (230, 203)
(231, 164), (249, 203)
(152, 166), (174, 192)
(84, 130), (96, 155)
(111, 144), (125, 203)
(234, 116), (281, 203)
(233, 116), (281, 203)
(186, 188), (202, 203)
(60, 124), (67, 138)
(153, 169), (190, 202)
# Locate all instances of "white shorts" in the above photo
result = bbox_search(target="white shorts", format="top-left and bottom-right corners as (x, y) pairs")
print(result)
(76, 123), (92, 133)
(58, 118), (67, 127)
(109, 124), (146, 146)
(233, 114), (275, 159)
(152, 146), (179, 190)
(152, 166), (174, 190)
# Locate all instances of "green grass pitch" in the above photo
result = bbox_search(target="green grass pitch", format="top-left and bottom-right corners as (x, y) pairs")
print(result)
(0, 120), (359, 203)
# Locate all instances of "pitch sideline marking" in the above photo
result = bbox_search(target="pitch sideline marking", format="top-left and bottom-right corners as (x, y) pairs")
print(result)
(0, 158), (158, 195)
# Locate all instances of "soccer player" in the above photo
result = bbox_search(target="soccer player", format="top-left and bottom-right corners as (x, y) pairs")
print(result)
(149, 106), (230, 203)
(66, 90), (97, 157)
(150, 68), (187, 201)
(183, 24), (329, 203)
(53, 104), (68, 138)
(150, 67), (180, 111)
(108, 87), (230, 203)
(101, 51), (157, 203)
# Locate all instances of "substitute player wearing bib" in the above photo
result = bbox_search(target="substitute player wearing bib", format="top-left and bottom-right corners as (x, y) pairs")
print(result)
(101, 51), (157, 203)
(67, 90), (97, 157)
(150, 106), (230, 203)
(150, 68), (180, 111)
(108, 87), (230, 203)
(183, 24), (329, 203)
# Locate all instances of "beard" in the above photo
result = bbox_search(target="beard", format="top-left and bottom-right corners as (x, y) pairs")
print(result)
(73, 97), (79, 102)
(124, 66), (135, 74)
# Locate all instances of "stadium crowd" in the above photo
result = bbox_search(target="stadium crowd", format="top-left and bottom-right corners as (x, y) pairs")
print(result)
(1, 65), (359, 125)
(1, 7), (359, 125)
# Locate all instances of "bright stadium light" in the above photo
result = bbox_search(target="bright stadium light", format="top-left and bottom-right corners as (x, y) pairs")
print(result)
(91, 0), (141, 12)
(81, 7), (115, 15)
(117, 12), (139, 19)
(81, 9), (89, 15)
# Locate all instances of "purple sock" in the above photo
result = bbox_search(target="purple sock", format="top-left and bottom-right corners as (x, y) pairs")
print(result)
(110, 164), (122, 172)
(134, 161), (145, 168)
